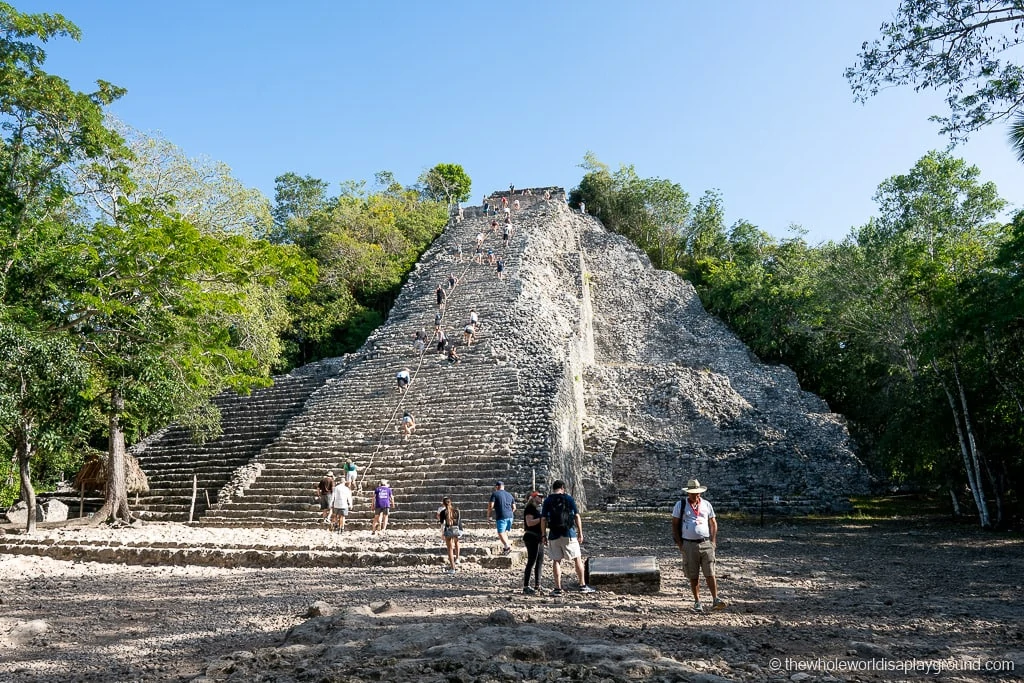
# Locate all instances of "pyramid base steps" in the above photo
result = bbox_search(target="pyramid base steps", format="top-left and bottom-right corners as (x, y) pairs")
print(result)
(0, 535), (522, 569)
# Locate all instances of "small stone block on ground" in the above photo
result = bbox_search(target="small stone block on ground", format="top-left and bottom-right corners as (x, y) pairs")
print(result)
(585, 556), (660, 594)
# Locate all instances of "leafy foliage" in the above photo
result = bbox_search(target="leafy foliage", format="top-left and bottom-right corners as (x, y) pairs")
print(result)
(569, 153), (695, 271)
(574, 150), (1022, 527)
(272, 172), (448, 368)
(418, 163), (471, 206)
(847, 0), (1024, 142)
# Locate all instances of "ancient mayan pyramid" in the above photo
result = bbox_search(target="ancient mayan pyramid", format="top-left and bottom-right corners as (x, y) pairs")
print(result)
(127, 188), (869, 525)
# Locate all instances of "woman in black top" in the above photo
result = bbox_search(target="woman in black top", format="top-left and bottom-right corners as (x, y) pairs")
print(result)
(522, 491), (544, 593)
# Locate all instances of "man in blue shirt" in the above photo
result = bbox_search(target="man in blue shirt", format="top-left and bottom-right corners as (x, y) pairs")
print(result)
(540, 480), (596, 595)
(486, 481), (516, 555)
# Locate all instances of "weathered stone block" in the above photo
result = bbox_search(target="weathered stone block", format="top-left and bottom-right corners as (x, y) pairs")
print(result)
(4, 499), (69, 524)
(39, 499), (69, 522)
(585, 556), (660, 594)
(4, 500), (29, 525)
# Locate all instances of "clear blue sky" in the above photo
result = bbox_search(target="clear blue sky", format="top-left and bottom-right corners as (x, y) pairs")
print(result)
(20, 0), (1023, 243)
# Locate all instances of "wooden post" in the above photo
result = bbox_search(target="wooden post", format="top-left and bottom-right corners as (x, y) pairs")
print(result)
(532, 469), (536, 492)
(204, 489), (211, 510)
(189, 474), (197, 523)
(79, 484), (84, 518)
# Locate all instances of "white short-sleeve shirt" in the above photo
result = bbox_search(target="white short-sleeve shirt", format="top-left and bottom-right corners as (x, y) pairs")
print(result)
(671, 498), (715, 540)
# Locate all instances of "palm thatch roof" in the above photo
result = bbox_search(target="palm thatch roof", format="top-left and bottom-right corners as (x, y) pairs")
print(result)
(73, 450), (150, 493)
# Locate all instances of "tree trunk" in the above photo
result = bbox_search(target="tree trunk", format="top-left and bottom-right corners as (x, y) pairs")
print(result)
(934, 360), (992, 529)
(90, 388), (133, 526)
(949, 487), (961, 517)
(16, 426), (36, 533)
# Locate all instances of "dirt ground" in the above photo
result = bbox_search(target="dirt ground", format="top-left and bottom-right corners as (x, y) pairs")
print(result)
(0, 512), (1021, 682)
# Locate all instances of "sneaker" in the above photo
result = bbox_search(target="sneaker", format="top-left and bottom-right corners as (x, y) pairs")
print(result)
(579, 585), (597, 594)
(523, 586), (536, 595)
(693, 600), (705, 614)
(712, 598), (728, 611)
(444, 567), (456, 574)
(501, 546), (512, 556)
(550, 588), (563, 596)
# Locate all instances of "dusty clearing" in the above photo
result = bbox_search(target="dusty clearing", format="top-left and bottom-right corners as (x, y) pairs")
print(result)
(0, 514), (1020, 682)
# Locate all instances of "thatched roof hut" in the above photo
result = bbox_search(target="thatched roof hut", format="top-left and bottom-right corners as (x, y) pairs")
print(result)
(73, 450), (150, 494)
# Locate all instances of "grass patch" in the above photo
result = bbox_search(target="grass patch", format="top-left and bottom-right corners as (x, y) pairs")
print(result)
(847, 493), (949, 519)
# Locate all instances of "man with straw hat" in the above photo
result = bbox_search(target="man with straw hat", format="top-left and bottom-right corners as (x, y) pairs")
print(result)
(672, 478), (727, 613)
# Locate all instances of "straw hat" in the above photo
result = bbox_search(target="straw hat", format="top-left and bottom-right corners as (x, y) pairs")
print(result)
(683, 478), (707, 494)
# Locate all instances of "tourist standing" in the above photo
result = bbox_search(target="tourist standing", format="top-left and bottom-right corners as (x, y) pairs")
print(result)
(331, 480), (353, 532)
(438, 496), (463, 573)
(344, 460), (358, 487)
(522, 490), (544, 594)
(315, 471), (334, 524)
(372, 479), (395, 535)
(671, 478), (727, 613)
(487, 481), (516, 555)
(540, 480), (596, 594)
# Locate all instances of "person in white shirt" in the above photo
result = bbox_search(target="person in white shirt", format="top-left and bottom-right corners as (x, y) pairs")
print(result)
(330, 480), (354, 532)
(671, 478), (727, 613)
(395, 368), (411, 393)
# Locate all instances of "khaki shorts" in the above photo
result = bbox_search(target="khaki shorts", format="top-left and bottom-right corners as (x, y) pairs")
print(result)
(547, 536), (581, 562)
(681, 539), (716, 581)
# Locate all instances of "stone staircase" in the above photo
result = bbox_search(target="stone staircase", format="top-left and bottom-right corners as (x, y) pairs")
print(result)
(198, 192), (569, 528)
(129, 364), (340, 522)
(119, 186), (869, 531)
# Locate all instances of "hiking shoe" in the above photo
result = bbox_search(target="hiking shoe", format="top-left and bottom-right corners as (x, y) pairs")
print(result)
(523, 586), (536, 595)
(579, 585), (596, 594)
(694, 600), (705, 613)
(501, 546), (512, 556)
(712, 598), (728, 611)
(444, 568), (456, 574)
(550, 588), (563, 596)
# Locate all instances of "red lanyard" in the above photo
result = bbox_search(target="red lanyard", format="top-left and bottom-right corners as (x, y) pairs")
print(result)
(689, 500), (701, 518)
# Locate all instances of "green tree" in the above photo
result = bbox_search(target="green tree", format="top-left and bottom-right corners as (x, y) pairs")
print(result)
(827, 152), (1006, 526)
(0, 1), (125, 512)
(274, 174), (447, 368)
(74, 116), (274, 238)
(0, 1), (125, 294)
(1009, 116), (1024, 163)
(569, 153), (692, 271)
(418, 163), (471, 206)
(53, 202), (313, 524)
(270, 172), (330, 246)
(847, 0), (1024, 142)
(0, 325), (90, 529)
